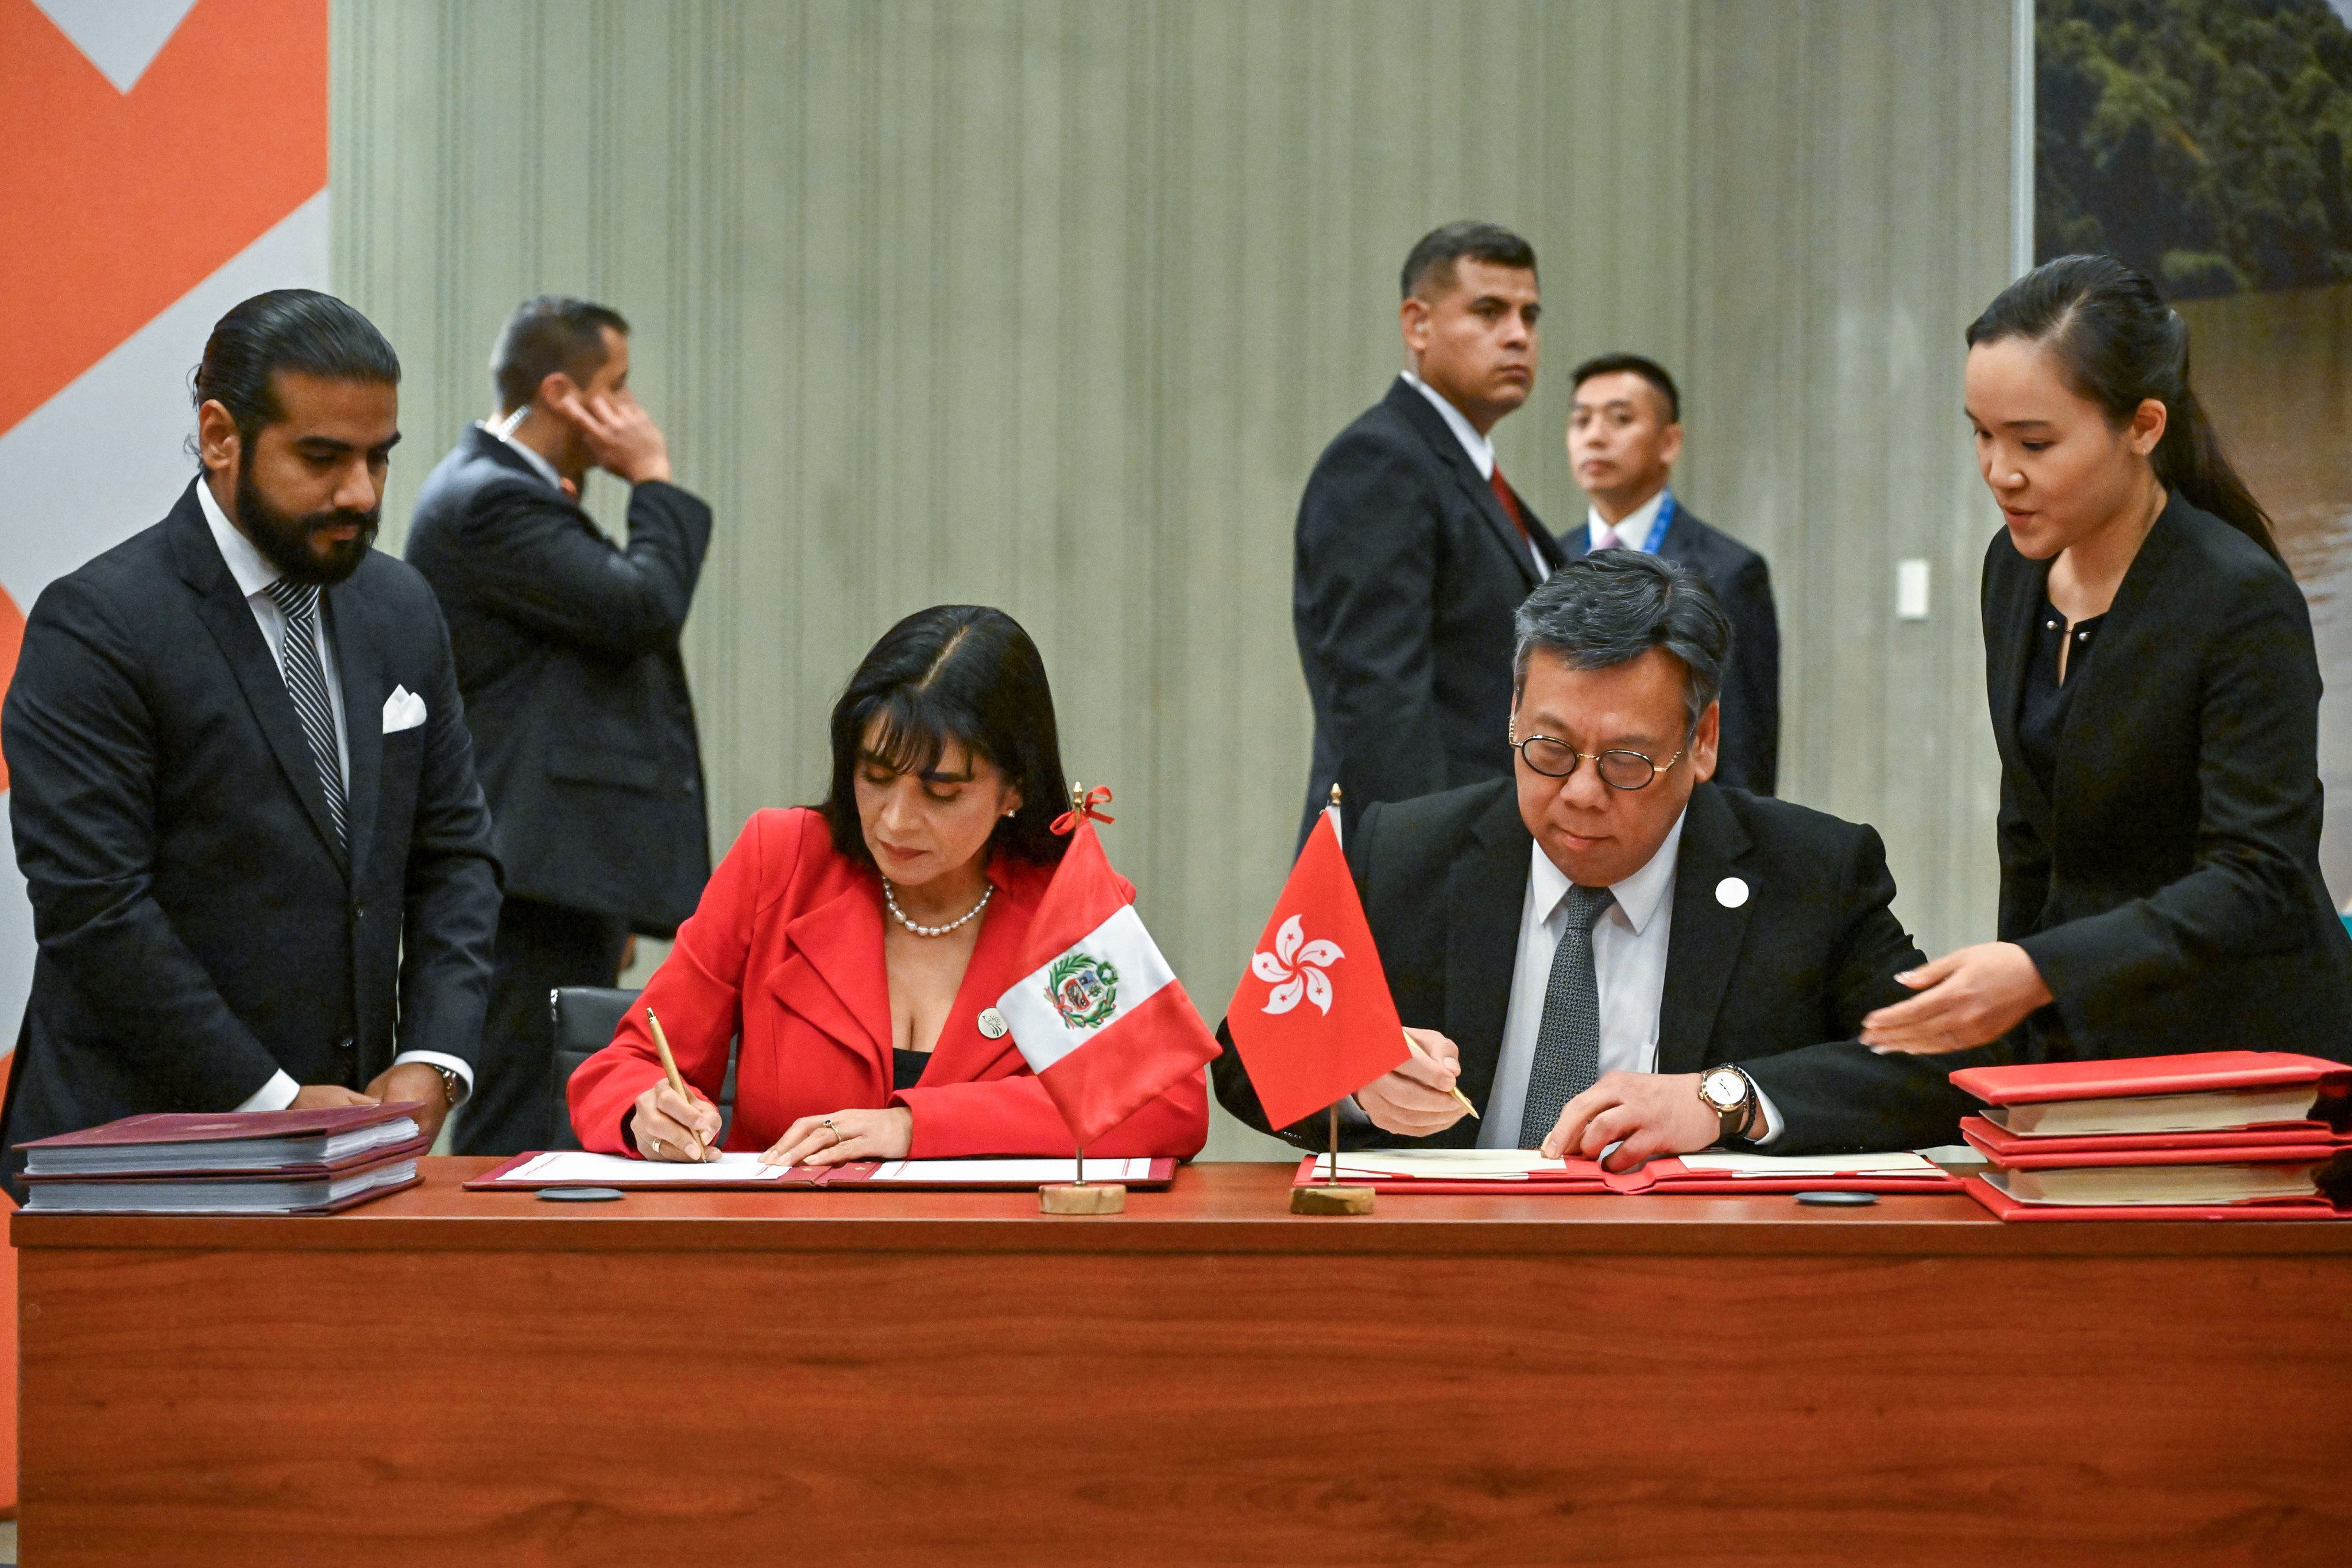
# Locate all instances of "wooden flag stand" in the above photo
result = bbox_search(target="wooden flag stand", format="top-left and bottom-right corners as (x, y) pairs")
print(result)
(1040, 1145), (1125, 1215)
(1039, 780), (1131, 1217)
(1290, 1102), (1374, 1215)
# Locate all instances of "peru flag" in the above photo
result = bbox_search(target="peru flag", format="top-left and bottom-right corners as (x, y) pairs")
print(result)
(997, 809), (1218, 1148)
(1224, 804), (1410, 1130)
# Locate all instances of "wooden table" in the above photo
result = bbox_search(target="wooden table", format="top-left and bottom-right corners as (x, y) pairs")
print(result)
(16, 1158), (2352, 1566)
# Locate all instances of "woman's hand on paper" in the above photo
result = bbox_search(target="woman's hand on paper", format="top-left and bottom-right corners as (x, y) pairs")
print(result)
(760, 1106), (914, 1168)
(1859, 941), (2052, 1054)
(1355, 1028), (1468, 1137)
(631, 1081), (722, 1162)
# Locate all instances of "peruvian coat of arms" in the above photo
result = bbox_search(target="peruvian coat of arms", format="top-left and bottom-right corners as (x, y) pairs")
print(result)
(1046, 952), (1120, 1029)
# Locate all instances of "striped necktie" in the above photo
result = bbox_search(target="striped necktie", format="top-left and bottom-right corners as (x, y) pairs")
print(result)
(1519, 883), (1617, 1149)
(262, 578), (347, 849)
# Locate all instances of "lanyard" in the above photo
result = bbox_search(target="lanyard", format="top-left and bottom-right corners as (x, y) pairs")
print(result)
(1595, 490), (1677, 555)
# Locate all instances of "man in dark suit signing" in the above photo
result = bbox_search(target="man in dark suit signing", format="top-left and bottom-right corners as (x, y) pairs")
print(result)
(406, 296), (712, 1155)
(0, 291), (501, 1191)
(1293, 221), (1566, 846)
(1217, 552), (1985, 1163)
(1563, 354), (1781, 795)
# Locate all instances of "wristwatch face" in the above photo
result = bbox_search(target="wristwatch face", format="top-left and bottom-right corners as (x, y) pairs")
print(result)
(1700, 1068), (1746, 1110)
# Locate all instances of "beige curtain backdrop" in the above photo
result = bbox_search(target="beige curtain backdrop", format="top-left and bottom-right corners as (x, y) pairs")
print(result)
(332, 0), (2014, 1160)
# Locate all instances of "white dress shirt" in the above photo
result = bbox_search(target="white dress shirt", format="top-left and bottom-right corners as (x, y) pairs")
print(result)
(1585, 486), (1668, 555)
(196, 479), (474, 1113)
(1399, 370), (1549, 579)
(481, 413), (564, 491)
(1478, 810), (1782, 1149)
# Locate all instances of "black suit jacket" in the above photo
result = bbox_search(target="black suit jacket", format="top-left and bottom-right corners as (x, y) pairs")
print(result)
(1563, 501), (1781, 794)
(1213, 779), (1989, 1153)
(1982, 493), (2352, 1061)
(405, 427), (711, 933)
(0, 481), (501, 1187)
(1293, 378), (1568, 843)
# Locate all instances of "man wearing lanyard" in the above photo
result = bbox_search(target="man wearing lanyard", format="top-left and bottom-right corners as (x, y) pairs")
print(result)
(1564, 354), (1782, 796)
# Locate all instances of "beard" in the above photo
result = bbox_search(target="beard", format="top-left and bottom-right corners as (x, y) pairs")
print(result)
(235, 460), (378, 586)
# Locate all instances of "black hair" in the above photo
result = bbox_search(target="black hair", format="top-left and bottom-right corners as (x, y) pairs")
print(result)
(1400, 221), (1538, 300)
(189, 289), (400, 458)
(1965, 254), (2277, 562)
(1513, 551), (1731, 735)
(1571, 352), (1681, 424)
(492, 295), (630, 413)
(822, 606), (1070, 869)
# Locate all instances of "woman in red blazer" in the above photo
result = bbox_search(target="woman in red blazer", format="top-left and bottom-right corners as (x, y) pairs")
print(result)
(568, 605), (1209, 1165)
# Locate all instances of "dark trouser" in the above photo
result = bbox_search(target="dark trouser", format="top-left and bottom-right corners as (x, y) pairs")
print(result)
(454, 897), (629, 1156)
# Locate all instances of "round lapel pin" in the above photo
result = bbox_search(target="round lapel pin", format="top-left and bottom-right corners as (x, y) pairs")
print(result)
(1715, 876), (1750, 909)
(977, 1006), (1009, 1040)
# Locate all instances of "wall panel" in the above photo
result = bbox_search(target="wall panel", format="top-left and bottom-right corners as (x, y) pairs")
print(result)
(334, 0), (2006, 1159)
(1684, 0), (2014, 961)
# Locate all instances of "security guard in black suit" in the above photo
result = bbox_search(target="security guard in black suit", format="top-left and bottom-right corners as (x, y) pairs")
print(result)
(406, 296), (713, 1155)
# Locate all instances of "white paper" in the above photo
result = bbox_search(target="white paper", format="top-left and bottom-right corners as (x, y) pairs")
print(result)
(864, 1158), (1153, 1184)
(503, 1151), (788, 1184)
(1677, 1151), (1943, 1178)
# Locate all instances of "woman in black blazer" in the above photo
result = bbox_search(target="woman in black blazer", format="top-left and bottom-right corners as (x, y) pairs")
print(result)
(1862, 254), (2352, 1062)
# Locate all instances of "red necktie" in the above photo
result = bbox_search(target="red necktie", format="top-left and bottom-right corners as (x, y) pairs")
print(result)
(1490, 466), (1531, 545)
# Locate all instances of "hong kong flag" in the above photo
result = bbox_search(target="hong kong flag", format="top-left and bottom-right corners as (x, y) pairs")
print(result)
(997, 791), (1221, 1147)
(1224, 803), (1411, 1130)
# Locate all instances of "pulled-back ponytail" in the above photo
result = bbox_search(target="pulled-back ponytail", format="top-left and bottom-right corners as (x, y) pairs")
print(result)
(1966, 255), (2279, 563)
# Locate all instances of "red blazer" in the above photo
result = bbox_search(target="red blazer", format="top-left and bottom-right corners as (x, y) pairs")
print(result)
(568, 807), (1209, 1159)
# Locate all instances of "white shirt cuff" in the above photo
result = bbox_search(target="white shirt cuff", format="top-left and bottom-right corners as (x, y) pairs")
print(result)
(392, 1050), (474, 1106)
(235, 1070), (300, 1114)
(1749, 1083), (1786, 1147)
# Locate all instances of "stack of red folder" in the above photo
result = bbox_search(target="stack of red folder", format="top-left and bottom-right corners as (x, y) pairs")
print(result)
(14, 1102), (428, 1214)
(1949, 1052), (2352, 1220)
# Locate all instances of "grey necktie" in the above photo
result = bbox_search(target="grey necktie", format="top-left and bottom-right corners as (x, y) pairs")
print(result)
(263, 578), (347, 849)
(1519, 883), (1617, 1149)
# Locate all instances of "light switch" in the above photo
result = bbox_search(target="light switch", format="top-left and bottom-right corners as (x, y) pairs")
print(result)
(1897, 558), (1931, 621)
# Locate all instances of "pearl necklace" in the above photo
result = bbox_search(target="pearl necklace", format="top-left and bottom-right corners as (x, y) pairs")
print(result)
(883, 877), (993, 938)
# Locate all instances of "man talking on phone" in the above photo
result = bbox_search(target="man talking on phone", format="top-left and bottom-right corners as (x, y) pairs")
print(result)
(406, 296), (714, 1156)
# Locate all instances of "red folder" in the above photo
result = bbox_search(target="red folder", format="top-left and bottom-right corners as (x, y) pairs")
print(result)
(1960, 1175), (2350, 1222)
(465, 1153), (829, 1191)
(1948, 1051), (2352, 1109)
(20, 1133), (429, 1182)
(1286, 1155), (1959, 1196)
(466, 1155), (1181, 1193)
(1600, 1157), (1962, 1195)
(14, 1100), (426, 1152)
(1959, 1116), (2352, 1168)
(822, 1159), (1178, 1191)
(18, 1145), (425, 1214)
(1287, 1155), (1613, 1195)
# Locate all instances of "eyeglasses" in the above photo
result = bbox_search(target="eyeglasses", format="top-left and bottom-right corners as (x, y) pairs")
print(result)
(1512, 734), (1685, 790)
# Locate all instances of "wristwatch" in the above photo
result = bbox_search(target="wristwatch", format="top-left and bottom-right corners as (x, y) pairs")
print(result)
(1696, 1065), (1757, 1145)
(428, 1064), (467, 1108)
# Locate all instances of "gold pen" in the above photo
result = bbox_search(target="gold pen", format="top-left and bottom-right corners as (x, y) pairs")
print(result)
(643, 1009), (709, 1157)
(1403, 1028), (1479, 1118)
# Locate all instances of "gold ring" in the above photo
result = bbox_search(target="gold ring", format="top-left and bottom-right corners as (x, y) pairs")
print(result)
(651, 1136), (663, 1156)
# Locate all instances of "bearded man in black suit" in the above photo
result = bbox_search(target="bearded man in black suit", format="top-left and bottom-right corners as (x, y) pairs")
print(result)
(1, 291), (501, 1192)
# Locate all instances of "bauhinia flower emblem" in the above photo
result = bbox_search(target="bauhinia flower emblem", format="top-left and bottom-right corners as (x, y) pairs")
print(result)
(1252, 914), (1344, 1016)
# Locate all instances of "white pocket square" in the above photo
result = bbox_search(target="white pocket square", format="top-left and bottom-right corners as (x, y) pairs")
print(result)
(382, 686), (428, 734)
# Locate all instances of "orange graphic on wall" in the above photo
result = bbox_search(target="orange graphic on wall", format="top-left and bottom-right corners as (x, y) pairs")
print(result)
(0, 0), (327, 438)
